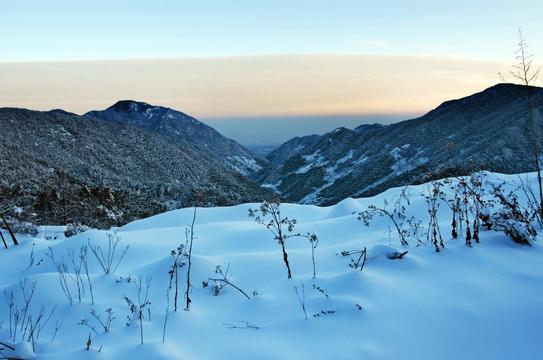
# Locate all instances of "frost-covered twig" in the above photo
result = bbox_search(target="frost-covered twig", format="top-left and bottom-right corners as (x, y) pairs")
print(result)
(88, 231), (129, 275)
(136, 276), (152, 344)
(294, 284), (308, 319)
(358, 204), (409, 246)
(223, 321), (259, 330)
(341, 248), (367, 271)
(185, 193), (203, 311)
(202, 264), (251, 300)
(162, 289), (170, 343)
(46, 248), (74, 305)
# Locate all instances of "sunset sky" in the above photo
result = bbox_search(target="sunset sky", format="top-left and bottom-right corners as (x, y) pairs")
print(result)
(1, 0), (542, 145)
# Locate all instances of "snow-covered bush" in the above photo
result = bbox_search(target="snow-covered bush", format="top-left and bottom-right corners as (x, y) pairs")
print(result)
(64, 222), (90, 237)
(9, 221), (38, 236)
(485, 184), (537, 245)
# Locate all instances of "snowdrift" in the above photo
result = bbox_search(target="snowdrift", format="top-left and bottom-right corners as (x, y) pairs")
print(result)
(1, 172), (542, 359)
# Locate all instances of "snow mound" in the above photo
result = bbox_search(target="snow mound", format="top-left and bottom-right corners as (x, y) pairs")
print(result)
(324, 197), (364, 219)
(366, 244), (408, 260)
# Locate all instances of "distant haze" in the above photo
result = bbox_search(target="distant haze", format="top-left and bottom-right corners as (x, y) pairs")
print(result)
(202, 113), (419, 147)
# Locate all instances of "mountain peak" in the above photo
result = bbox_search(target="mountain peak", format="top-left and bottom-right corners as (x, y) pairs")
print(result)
(107, 100), (176, 117)
(437, 83), (540, 111)
(109, 100), (154, 112)
(84, 101), (267, 176)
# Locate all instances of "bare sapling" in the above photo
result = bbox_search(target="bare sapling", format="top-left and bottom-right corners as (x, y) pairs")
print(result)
(249, 197), (312, 279)
(500, 29), (542, 221)
(516, 174), (543, 227)
(185, 192), (204, 311)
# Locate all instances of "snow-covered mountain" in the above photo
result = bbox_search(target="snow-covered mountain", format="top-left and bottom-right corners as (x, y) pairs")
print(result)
(259, 83), (543, 205)
(0, 108), (273, 228)
(85, 101), (267, 176)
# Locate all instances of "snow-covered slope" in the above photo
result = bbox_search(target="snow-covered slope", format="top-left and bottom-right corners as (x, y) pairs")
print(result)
(1, 172), (542, 359)
(0, 107), (273, 228)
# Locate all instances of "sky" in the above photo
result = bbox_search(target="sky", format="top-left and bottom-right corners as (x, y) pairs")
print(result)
(1, 0), (542, 146)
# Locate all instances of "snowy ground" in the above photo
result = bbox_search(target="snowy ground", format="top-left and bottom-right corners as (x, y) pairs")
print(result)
(1, 172), (543, 359)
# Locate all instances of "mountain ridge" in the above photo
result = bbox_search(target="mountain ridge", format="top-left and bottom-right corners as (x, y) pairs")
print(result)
(85, 100), (267, 176)
(258, 83), (543, 205)
(0, 107), (273, 228)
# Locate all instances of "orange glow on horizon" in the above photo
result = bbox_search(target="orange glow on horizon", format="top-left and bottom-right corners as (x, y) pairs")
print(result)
(0, 54), (513, 118)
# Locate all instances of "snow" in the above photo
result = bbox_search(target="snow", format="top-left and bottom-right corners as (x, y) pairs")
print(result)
(296, 150), (327, 174)
(2, 172), (543, 359)
(229, 156), (262, 173)
(0, 341), (37, 359)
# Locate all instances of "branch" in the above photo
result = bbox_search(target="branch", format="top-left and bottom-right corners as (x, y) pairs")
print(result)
(206, 278), (251, 300)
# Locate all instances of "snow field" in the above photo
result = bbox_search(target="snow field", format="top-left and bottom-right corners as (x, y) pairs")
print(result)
(1, 172), (543, 359)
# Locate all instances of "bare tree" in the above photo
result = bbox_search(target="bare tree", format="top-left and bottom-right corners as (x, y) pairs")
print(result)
(501, 29), (542, 220)
(249, 197), (296, 279)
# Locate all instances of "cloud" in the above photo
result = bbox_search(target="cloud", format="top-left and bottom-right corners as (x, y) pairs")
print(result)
(0, 54), (509, 118)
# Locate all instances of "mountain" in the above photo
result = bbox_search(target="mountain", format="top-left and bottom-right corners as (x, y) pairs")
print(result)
(0, 108), (273, 228)
(258, 83), (543, 205)
(85, 101), (267, 176)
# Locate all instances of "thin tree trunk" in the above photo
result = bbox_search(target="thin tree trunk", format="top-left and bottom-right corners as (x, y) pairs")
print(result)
(279, 238), (292, 279)
(1, 229), (7, 248)
(527, 90), (543, 220)
(185, 204), (197, 310)
(0, 212), (18, 245)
